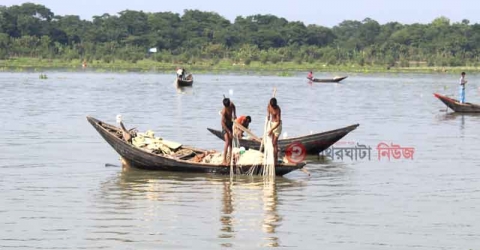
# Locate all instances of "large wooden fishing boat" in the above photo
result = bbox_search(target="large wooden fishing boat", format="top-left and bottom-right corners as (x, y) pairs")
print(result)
(87, 116), (304, 176)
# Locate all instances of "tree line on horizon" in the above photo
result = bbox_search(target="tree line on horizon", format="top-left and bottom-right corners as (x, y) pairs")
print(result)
(1, 2), (480, 67)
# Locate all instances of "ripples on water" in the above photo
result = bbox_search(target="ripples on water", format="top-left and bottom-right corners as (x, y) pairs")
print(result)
(0, 72), (479, 249)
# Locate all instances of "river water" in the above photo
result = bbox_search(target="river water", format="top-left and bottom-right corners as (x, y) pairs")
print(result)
(1, 71), (479, 249)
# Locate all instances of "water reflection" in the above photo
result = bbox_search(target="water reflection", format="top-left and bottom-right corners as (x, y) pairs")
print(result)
(100, 166), (305, 248)
(436, 112), (480, 131)
(436, 112), (457, 121)
(217, 177), (284, 248)
(176, 86), (194, 95)
(435, 112), (480, 141)
(262, 178), (280, 247)
(220, 181), (234, 240)
(304, 154), (331, 163)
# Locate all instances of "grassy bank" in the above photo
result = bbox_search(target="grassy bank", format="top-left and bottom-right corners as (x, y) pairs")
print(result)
(1, 57), (478, 75)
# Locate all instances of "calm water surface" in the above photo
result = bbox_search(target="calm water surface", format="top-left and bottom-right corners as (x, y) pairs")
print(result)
(1, 72), (479, 249)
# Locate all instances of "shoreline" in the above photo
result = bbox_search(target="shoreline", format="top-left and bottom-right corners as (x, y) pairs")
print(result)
(1, 58), (478, 75)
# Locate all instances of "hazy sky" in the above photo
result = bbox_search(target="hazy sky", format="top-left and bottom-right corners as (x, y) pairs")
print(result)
(2, 0), (479, 27)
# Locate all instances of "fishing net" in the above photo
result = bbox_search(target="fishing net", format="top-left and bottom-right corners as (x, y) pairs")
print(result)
(262, 118), (276, 177)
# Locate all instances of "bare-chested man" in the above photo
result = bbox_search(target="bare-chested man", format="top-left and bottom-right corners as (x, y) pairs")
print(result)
(267, 97), (281, 163)
(221, 97), (237, 165)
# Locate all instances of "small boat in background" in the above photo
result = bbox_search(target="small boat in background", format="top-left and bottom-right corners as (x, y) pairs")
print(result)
(176, 74), (194, 87)
(434, 93), (480, 113)
(307, 76), (348, 83)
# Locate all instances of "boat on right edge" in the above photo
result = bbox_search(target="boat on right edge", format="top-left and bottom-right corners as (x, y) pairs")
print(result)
(434, 93), (480, 113)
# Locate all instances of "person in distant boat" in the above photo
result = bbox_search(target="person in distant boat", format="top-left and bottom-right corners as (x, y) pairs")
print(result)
(267, 97), (282, 163)
(221, 97), (237, 165)
(459, 72), (468, 103)
(307, 71), (313, 80)
(181, 68), (186, 80)
(176, 68), (186, 80)
(234, 115), (252, 138)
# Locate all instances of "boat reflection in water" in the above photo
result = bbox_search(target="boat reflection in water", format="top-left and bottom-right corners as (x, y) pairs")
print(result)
(261, 178), (280, 247)
(435, 112), (480, 134)
(176, 85), (193, 95)
(100, 164), (306, 248)
(219, 177), (285, 248)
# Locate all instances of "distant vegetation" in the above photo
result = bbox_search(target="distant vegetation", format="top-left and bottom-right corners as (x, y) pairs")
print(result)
(1, 3), (480, 71)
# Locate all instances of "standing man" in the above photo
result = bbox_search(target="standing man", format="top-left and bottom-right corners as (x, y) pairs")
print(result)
(221, 97), (237, 165)
(459, 72), (468, 103)
(267, 98), (282, 163)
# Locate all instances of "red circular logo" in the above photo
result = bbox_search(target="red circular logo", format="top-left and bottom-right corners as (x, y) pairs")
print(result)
(285, 142), (306, 163)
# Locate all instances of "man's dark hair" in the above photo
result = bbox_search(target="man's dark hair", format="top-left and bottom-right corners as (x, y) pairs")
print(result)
(223, 98), (230, 107)
(270, 97), (277, 107)
(461, 72), (466, 75)
(246, 116), (252, 123)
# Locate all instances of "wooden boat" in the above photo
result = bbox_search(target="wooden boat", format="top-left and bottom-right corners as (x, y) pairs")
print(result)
(176, 74), (193, 87)
(307, 76), (348, 83)
(87, 116), (304, 176)
(207, 124), (359, 155)
(434, 93), (480, 113)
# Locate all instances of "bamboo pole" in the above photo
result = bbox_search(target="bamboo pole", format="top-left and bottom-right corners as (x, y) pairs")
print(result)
(233, 121), (261, 142)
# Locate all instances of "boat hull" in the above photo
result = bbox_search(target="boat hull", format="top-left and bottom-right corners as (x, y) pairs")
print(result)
(87, 116), (304, 176)
(207, 124), (359, 155)
(434, 93), (480, 113)
(176, 74), (194, 87)
(307, 76), (348, 83)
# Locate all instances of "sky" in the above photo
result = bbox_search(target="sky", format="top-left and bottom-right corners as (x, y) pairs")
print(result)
(2, 0), (479, 27)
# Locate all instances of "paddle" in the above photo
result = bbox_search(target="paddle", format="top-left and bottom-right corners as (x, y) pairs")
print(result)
(105, 163), (121, 168)
(300, 167), (311, 176)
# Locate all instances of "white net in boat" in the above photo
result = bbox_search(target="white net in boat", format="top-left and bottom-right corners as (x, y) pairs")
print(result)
(202, 149), (264, 166)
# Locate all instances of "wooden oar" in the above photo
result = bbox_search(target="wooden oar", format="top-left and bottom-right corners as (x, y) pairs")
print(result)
(105, 163), (121, 168)
(300, 167), (310, 176)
